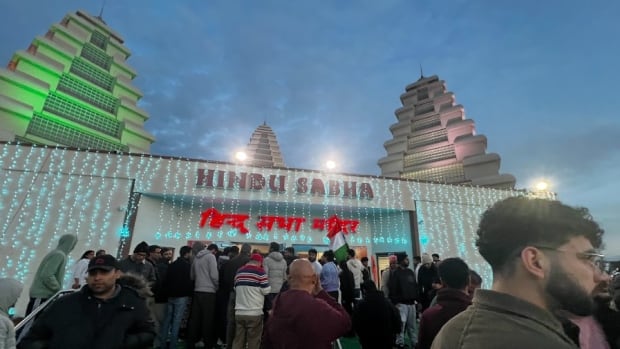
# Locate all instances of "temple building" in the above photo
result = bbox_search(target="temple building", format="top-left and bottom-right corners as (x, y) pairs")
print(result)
(378, 75), (515, 188)
(242, 122), (287, 167)
(0, 10), (154, 153)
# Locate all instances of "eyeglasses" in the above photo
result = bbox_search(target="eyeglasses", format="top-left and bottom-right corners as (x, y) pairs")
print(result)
(533, 245), (605, 272)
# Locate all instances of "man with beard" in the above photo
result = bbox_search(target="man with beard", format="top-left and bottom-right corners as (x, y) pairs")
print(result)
(19, 255), (155, 348)
(432, 197), (605, 349)
(559, 270), (615, 349)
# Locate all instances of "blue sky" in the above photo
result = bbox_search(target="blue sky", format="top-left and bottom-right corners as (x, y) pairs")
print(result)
(2, 0), (619, 255)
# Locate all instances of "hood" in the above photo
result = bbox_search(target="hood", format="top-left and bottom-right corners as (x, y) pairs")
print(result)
(348, 259), (361, 269)
(268, 251), (284, 262)
(195, 249), (211, 259)
(117, 273), (153, 298)
(57, 234), (78, 254)
(0, 278), (23, 315)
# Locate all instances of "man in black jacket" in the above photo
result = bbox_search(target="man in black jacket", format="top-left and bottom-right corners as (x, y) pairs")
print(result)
(388, 253), (419, 349)
(159, 246), (193, 349)
(19, 254), (155, 349)
(353, 280), (401, 349)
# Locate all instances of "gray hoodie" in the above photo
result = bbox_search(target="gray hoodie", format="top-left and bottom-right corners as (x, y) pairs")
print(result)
(29, 234), (77, 298)
(0, 278), (23, 349)
(191, 249), (219, 293)
(263, 252), (287, 293)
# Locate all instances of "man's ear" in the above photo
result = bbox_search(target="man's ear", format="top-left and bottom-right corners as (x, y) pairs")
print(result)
(520, 247), (547, 280)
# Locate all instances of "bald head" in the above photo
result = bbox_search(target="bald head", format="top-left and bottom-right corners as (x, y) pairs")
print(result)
(288, 259), (316, 292)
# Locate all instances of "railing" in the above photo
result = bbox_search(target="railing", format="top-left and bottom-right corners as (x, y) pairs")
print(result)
(15, 290), (76, 345)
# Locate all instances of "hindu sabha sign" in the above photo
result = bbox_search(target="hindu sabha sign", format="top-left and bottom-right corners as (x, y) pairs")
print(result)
(198, 208), (360, 236)
(196, 169), (374, 200)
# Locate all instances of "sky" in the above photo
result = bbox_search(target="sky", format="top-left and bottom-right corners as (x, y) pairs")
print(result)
(1, 0), (619, 256)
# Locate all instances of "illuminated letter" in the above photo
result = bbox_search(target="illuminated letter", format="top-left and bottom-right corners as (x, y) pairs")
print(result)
(216, 170), (226, 188)
(196, 169), (215, 187)
(310, 179), (326, 196)
(297, 178), (308, 194)
(256, 216), (278, 231)
(359, 183), (374, 200)
(249, 174), (266, 190)
(269, 175), (286, 193)
(199, 208), (225, 229)
(227, 172), (248, 189)
(328, 180), (340, 196)
(224, 214), (250, 234)
(312, 218), (326, 230)
(343, 181), (357, 198)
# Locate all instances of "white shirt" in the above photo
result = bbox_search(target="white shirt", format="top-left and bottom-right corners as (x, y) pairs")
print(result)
(72, 259), (90, 285)
(311, 260), (322, 275)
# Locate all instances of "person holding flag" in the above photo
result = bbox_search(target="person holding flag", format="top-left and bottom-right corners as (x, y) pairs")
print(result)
(326, 215), (350, 264)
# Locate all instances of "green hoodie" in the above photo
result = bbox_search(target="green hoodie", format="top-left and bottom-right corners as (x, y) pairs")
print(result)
(29, 234), (77, 298)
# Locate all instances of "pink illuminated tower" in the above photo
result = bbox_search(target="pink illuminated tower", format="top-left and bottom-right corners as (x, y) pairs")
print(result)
(378, 75), (515, 188)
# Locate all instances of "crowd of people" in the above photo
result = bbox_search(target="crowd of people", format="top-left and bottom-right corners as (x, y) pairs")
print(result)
(0, 196), (619, 349)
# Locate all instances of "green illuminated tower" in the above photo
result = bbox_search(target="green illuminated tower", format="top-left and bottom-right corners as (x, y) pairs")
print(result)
(0, 10), (154, 152)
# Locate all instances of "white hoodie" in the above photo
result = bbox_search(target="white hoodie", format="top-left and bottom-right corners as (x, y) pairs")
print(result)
(0, 278), (23, 349)
(347, 258), (364, 289)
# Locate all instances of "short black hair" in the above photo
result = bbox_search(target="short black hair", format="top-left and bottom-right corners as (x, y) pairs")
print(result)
(323, 250), (335, 262)
(308, 248), (318, 255)
(361, 256), (368, 263)
(269, 242), (280, 252)
(284, 247), (295, 254)
(438, 258), (470, 289)
(160, 247), (171, 254)
(469, 270), (482, 286)
(477, 197), (604, 274)
(95, 249), (106, 256)
(148, 245), (160, 253)
(432, 253), (440, 259)
(179, 246), (192, 257)
(348, 249), (355, 257)
(207, 244), (219, 251)
(229, 246), (239, 254)
(413, 256), (421, 262)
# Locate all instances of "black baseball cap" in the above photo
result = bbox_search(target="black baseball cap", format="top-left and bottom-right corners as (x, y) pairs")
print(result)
(88, 254), (120, 272)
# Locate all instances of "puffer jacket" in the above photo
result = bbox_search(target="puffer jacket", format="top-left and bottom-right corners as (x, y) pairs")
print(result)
(263, 252), (287, 293)
(18, 281), (155, 349)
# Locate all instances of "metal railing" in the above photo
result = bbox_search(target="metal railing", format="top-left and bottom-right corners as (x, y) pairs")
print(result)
(15, 290), (76, 344)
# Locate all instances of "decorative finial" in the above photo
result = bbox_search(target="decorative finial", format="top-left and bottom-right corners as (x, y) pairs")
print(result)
(420, 64), (424, 79)
(97, 0), (107, 20)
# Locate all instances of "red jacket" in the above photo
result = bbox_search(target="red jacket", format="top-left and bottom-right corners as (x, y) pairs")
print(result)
(263, 289), (351, 349)
(418, 288), (472, 349)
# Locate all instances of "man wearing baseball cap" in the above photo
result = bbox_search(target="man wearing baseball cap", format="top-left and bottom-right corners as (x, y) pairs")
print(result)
(19, 255), (155, 349)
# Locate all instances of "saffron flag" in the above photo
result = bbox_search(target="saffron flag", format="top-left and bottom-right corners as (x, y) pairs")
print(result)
(327, 215), (349, 263)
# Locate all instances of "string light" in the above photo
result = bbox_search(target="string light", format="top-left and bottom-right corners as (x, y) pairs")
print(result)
(0, 143), (550, 293)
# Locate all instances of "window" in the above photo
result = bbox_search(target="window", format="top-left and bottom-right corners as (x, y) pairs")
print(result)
(80, 43), (111, 70)
(70, 57), (115, 91)
(27, 114), (127, 152)
(43, 92), (122, 138)
(56, 74), (119, 114)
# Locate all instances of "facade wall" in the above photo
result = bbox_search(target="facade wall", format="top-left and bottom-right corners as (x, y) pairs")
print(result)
(0, 143), (543, 315)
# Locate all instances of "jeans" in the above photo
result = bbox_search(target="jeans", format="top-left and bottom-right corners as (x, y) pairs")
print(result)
(159, 297), (189, 349)
(396, 303), (417, 347)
